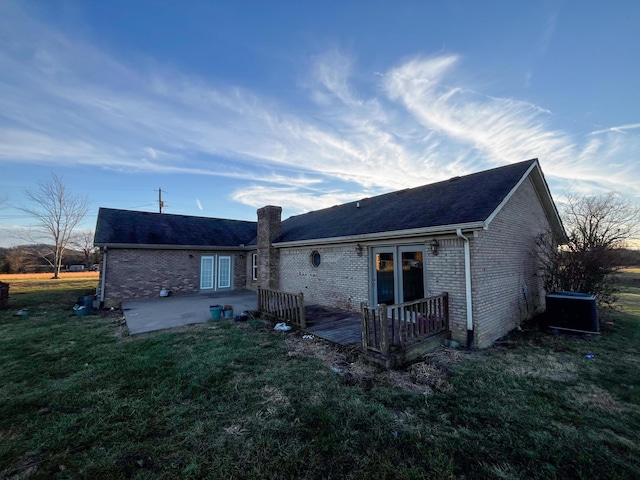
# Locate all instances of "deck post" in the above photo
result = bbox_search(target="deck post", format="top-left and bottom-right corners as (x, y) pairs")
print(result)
(443, 292), (449, 328)
(360, 302), (369, 350)
(379, 304), (389, 354)
(298, 292), (306, 329)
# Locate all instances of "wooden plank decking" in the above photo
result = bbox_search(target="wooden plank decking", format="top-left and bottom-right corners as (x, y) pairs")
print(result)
(277, 301), (449, 368)
(303, 304), (362, 346)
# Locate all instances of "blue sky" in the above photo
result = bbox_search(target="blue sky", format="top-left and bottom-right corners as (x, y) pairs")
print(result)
(1, 0), (639, 247)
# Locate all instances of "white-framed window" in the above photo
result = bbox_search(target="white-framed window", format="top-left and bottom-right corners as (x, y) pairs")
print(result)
(218, 256), (231, 288)
(252, 253), (258, 280)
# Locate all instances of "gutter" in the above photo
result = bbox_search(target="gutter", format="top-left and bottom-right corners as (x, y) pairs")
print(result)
(94, 243), (249, 251)
(99, 247), (107, 308)
(456, 229), (474, 349)
(273, 221), (486, 248)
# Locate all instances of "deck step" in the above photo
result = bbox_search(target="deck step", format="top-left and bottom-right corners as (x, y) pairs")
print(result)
(364, 331), (451, 369)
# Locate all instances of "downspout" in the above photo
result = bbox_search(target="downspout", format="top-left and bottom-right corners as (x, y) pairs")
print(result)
(456, 229), (474, 349)
(99, 247), (107, 308)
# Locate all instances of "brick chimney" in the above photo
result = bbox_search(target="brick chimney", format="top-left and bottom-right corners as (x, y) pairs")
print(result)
(257, 205), (282, 290)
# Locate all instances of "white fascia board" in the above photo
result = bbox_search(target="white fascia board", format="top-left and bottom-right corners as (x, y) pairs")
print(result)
(272, 221), (485, 248)
(94, 243), (247, 251)
(483, 161), (538, 229)
(482, 160), (567, 243)
(530, 165), (568, 243)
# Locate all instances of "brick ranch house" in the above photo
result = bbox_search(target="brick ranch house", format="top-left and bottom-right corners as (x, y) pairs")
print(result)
(94, 158), (565, 348)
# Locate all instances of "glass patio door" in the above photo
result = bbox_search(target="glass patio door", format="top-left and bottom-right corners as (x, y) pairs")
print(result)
(372, 247), (425, 305)
(399, 248), (424, 303)
(200, 256), (216, 290)
(374, 248), (396, 305)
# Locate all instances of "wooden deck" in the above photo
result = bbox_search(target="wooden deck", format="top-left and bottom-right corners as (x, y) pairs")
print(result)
(264, 298), (450, 368)
(303, 304), (362, 345)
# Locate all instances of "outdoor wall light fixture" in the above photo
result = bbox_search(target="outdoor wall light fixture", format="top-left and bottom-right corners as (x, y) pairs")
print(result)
(355, 244), (364, 256)
(429, 238), (440, 256)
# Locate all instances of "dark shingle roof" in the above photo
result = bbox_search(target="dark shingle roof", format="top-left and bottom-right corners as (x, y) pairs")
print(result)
(94, 208), (257, 247)
(95, 159), (554, 248)
(276, 159), (538, 243)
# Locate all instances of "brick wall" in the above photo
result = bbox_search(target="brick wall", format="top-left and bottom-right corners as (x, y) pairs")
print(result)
(102, 249), (246, 305)
(279, 244), (369, 311)
(245, 250), (259, 290)
(234, 252), (248, 290)
(278, 239), (468, 331)
(424, 238), (468, 344)
(471, 176), (551, 348)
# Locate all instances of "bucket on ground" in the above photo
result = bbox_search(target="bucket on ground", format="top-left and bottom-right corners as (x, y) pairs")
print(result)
(73, 304), (90, 316)
(210, 305), (223, 320)
(224, 308), (234, 318)
(73, 295), (93, 316)
(84, 295), (94, 312)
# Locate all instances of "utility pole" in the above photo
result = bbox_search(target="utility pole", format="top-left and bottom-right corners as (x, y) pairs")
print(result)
(158, 188), (164, 213)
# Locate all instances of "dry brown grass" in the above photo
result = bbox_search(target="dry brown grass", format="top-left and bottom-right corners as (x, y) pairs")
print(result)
(505, 353), (579, 382)
(223, 425), (248, 436)
(261, 385), (291, 407)
(0, 271), (99, 281)
(284, 333), (462, 395)
(569, 384), (630, 413)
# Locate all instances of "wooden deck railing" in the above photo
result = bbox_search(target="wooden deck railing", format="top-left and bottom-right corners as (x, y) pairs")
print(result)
(257, 287), (306, 329)
(361, 293), (449, 355)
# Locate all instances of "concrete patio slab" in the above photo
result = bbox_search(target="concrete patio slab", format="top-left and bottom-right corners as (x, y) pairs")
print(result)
(122, 290), (257, 335)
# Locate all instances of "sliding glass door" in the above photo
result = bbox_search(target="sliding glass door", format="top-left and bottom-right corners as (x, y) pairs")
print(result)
(372, 246), (425, 305)
(374, 248), (395, 305)
(400, 248), (424, 303)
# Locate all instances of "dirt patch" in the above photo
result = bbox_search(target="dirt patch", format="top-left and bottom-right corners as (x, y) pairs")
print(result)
(284, 333), (462, 395)
(98, 307), (129, 338)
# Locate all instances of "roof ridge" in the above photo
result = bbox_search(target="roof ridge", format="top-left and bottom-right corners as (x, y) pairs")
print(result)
(97, 207), (257, 224)
(281, 158), (538, 224)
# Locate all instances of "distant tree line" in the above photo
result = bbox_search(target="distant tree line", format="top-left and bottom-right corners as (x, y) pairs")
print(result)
(616, 248), (640, 266)
(0, 245), (101, 274)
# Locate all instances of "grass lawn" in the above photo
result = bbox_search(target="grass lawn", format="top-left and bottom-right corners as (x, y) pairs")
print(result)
(1, 271), (640, 479)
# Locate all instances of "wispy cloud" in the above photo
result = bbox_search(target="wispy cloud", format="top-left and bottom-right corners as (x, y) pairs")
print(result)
(0, 1), (638, 216)
(526, 12), (559, 87)
(196, 199), (203, 211)
(590, 123), (640, 135)
(382, 55), (640, 196)
(231, 186), (363, 213)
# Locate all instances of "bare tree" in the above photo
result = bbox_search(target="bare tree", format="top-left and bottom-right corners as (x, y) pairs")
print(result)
(70, 230), (98, 268)
(537, 192), (640, 305)
(18, 175), (89, 279)
(564, 192), (640, 251)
